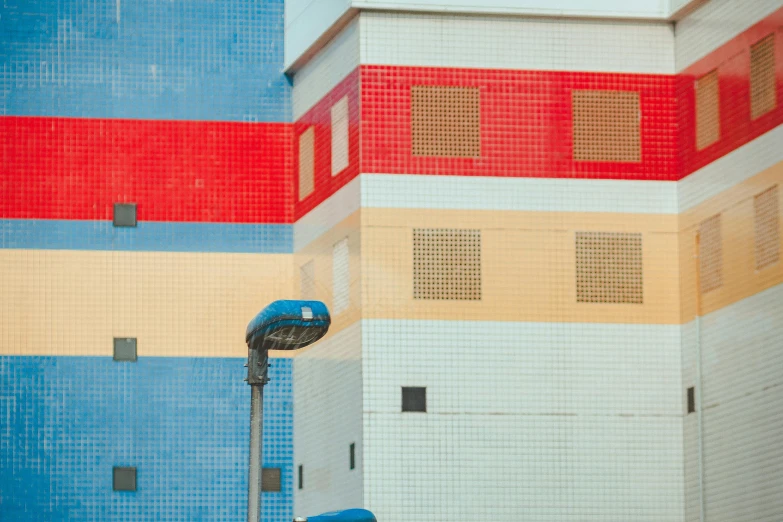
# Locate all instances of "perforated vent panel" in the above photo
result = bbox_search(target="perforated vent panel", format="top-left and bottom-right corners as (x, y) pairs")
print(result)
(575, 232), (643, 304)
(332, 238), (350, 314)
(572, 90), (641, 163)
(750, 34), (777, 120)
(411, 86), (481, 157)
(300, 260), (315, 301)
(331, 96), (350, 175)
(413, 228), (481, 300)
(699, 214), (723, 293)
(298, 127), (315, 200)
(754, 185), (780, 270)
(695, 70), (720, 150)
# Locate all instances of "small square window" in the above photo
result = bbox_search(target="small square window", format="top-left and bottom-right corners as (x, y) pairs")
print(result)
(113, 467), (136, 491)
(298, 465), (304, 490)
(687, 387), (695, 414)
(262, 467), (281, 492)
(113, 338), (137, 362)
(349, 443), (356, 470)
(113, 203), (137, 227)
(402, 387), (426, 413)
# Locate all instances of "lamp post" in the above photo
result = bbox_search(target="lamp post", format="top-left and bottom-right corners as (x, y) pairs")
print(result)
(245, 300), (331, 522)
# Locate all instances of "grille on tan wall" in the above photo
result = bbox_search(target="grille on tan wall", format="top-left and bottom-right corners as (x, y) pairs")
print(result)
(411, 86), (481, 157)
(754, 185), (780, 270)
(750, 34), (777, 120)
(299, 127), (315, 200)
(332, 238), (350, 314)
(572, 90), (641, 163)
(575, 232), (643, 304)
(695, 70), (720, 150)
(698, 214), (723, 293)
(300, 260), (315, 300)
(413, 228), (481, 300)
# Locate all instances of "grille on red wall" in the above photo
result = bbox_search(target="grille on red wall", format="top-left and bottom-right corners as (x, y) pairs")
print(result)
(411, 85), (481, 158)
(572, 90), (641, 163)
(750, 34), (778, 120)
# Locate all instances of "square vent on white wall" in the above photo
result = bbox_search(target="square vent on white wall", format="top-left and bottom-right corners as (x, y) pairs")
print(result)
(331, 96), (350, 175)
(332, 238), (350, 314)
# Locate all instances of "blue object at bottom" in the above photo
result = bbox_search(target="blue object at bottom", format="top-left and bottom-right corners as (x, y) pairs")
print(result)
(0, 356), (293, 522)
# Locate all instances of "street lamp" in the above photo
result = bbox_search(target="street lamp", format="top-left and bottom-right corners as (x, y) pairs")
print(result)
(245, 300), (331, 522)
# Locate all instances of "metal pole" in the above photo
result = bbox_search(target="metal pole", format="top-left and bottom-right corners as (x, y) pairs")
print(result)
(248, 384), (264, 522)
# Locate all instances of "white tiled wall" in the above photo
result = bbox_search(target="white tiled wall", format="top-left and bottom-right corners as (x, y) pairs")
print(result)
(361, 319), (684, 521)
(292, 16), (359, 120)
(360, 12), (675, 74)
(293, 322), (364, 518)
(362, 174), (679, 214)
(681, 284), (783, 522)
(674, 0), (783, 71)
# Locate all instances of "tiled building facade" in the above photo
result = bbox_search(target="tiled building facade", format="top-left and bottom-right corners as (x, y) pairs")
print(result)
(2, 0), (782, 521)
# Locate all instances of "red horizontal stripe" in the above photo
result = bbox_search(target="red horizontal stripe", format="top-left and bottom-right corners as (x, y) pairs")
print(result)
(1, 117), (293, 223)
(360, 66), (679, 181)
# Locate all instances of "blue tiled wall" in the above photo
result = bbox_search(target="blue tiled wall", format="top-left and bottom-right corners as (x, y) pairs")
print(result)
(0, 356), (293, 522)
(0, 220), (294, 253)
(0, 0), (290, 121)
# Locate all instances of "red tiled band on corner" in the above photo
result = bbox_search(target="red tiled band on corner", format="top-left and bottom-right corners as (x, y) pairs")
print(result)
(360, 66), (678, 182)
(1, 117), (294, 223)
(293, 69), (361, 221)
(678, 9), (783, 176)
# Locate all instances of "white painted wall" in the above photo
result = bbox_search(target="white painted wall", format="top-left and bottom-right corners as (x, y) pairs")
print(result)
(293, 323), (364, 518)
(285, 0), (353, 69)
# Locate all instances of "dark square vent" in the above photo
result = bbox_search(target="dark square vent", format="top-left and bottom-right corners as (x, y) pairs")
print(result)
(262, 468), (281, 492)
(113, 467), (137, 491)
(402, 387), (427, 412)
(113, 203), (137, 227)
(113, 338), (137, 362)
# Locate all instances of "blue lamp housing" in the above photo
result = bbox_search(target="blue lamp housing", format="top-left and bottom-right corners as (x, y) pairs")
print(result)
(245, 300), (330, 386)
(307, 509), (377, 522)
(246, 300), (331, 352)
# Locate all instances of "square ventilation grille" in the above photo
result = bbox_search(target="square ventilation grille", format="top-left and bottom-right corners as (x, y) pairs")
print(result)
(572, 90), (641, 163)
(411, 85), (481, 158)
(750, 34), (777, 120)
(413, 228), (481, 300)
(575, 232), (643, 304)
(754, 185), (780, 270)
(699, 214), (723, 293)
(299, 127), (315, 200)
(695, 70), (720, 150)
